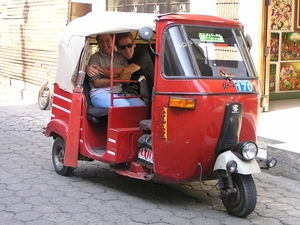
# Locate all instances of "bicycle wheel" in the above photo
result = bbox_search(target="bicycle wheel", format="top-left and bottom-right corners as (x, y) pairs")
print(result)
(38, 85), (51, 110)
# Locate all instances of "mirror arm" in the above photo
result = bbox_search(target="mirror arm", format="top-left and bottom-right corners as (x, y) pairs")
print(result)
(148, 41), (159, 56)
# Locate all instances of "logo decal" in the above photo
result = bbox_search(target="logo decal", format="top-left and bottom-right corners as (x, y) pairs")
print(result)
(232, 104), (239, 113)
(157, 106), (167, 141)
(222, 81), (235, 90)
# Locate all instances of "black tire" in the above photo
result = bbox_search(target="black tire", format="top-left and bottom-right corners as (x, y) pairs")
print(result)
(221, 174), (257, 217)
(38, 86), (50, 110)
(52, 137), (74, 176)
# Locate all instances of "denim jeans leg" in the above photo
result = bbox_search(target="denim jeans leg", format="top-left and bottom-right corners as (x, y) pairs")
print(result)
(91, 92), (131, 108)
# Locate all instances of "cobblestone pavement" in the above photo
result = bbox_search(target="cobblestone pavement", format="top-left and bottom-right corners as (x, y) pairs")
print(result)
(1, 100), (300, 225)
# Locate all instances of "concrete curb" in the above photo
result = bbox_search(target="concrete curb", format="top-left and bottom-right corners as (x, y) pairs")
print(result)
(257, 136), (300, 181)
(0, 81), (38, 104)
(266, 144), (300, 181)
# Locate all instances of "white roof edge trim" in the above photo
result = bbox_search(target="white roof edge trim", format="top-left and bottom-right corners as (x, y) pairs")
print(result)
(60, 11), (158, 45)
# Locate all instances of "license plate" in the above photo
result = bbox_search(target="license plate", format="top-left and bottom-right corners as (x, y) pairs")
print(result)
(138, 147), (153, 164)
(234, 80), (254, 92)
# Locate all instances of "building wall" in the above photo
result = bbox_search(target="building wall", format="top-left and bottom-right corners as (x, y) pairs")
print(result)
(0, 0), (69, 90)
(71, 0), (105, 12)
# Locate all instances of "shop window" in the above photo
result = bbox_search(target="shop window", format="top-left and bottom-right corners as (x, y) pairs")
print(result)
(106, 0), (190, 13)
(269, 0), (300, 93)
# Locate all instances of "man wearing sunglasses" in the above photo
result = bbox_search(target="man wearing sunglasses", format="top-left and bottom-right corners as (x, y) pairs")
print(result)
(86, 34), (145, 108)
(115, 32), (154, 98)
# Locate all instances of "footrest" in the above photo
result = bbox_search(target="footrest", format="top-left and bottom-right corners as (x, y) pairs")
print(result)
(140, 119), (151, 131)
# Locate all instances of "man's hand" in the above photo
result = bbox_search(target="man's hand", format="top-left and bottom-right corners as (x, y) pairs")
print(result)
(103, 67), (120, 78)
(86, 65), (106, 78)
(116, 71), (131, 80)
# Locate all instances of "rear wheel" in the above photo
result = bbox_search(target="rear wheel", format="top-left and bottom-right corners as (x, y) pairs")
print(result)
(52, 137), (74, 176)
(221, 174), (257, 217)
(38, 86), (51, 110)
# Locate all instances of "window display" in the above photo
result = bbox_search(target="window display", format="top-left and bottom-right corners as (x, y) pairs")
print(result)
(270, 0), (300, 93)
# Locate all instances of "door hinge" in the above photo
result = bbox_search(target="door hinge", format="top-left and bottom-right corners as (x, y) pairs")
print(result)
(264, 46), (270, 56)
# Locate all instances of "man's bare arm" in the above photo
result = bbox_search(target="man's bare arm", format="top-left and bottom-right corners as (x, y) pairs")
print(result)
(112, 63), (141, 77)
(92, 73), (131, 88)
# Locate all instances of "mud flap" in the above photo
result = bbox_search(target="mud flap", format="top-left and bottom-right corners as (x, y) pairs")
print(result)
(64, 87), (83, 168)
(213, 151), (261, 174)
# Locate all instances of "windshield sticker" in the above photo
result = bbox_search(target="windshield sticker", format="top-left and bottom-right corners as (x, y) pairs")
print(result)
(199, 33), (224, 43)
(214, 43), (228, 47)
(233, 80), (254, 92)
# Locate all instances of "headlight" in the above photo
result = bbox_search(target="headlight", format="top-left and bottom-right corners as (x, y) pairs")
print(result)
(266, 156), (277, 168)
(232, 141), (258, 161)
(226, 160), (238, 173)
(241, 141), (258, 160)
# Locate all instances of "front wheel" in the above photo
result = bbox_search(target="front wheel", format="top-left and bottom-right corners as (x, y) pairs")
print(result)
(52, 137), (74, 176)
(221, 174), (257, 217)
(38, 85), (51, 110)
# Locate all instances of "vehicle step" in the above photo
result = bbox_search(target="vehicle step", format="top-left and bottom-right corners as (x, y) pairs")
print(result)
(92, 147), (106, 155)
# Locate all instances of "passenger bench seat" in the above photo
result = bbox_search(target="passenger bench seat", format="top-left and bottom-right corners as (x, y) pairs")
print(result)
(83, 77), (108, 122)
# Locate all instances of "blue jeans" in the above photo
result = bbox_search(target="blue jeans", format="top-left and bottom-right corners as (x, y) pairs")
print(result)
(91, 92), (145, 108)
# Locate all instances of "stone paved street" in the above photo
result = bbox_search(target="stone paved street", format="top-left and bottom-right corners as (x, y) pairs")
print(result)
(1, 99), (300, 224)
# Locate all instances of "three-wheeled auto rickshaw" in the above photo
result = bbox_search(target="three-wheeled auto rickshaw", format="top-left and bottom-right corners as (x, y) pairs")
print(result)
(45, 11), (276, 217)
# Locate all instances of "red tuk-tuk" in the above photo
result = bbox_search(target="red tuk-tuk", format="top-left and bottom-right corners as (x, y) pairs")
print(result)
(45, 11), (276, 217)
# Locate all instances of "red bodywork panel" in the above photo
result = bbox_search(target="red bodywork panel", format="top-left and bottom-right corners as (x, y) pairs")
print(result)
(150, 80), (260, 182)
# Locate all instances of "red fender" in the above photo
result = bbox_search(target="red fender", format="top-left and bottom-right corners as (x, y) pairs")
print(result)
(45, 119), (68, 141)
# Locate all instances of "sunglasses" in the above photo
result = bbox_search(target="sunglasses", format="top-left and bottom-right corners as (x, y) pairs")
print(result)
(119, 43), (133, 50)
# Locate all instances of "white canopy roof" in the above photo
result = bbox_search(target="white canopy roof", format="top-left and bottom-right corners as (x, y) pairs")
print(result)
(55, 11), (158, 93)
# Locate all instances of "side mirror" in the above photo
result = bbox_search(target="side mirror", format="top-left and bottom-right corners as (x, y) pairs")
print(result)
(245, 34), (253, 50)
(138, 27), (154, 42)
(138, 26), (159, 56)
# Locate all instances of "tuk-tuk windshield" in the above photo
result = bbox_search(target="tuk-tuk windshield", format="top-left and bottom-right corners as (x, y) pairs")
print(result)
(162, 25), (258, 79)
